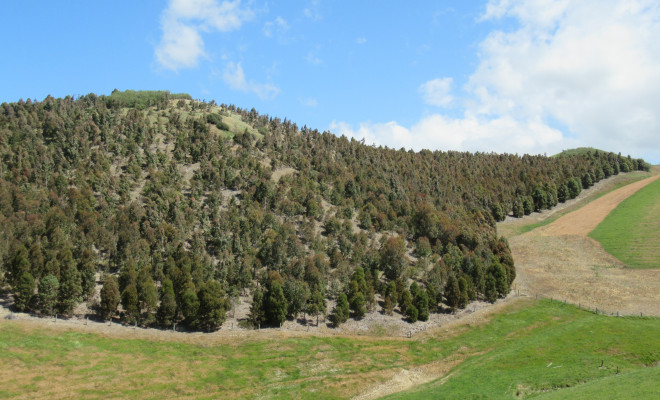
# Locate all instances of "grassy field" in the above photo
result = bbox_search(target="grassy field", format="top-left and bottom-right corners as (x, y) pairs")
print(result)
(385, 300), (659, 399)
(0, 322), (445, 399)
(590, 177), (660, 269)
(534, 367), (660, 399)
(2, 300), (658, 399)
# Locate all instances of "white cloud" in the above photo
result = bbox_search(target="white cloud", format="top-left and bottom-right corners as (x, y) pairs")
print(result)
(472, 0), (660, 158)
(356, 37), (367, 45)
(222, 62), (280, 100)
(330, 116), (565, 156)
(419, 78), (453, 107)
(155, 0), (254, 71)
(263, 16), (289, 39)
(335, 0), (660, 161)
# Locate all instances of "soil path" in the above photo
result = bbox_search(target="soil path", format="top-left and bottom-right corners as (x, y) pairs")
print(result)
(539, 174), (660, 236)
(509, 173), (660, 316)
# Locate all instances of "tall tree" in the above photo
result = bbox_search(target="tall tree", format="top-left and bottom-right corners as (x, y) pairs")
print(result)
(137, 267), (158, 324)
(156, 278), (177, 327)
(121, 283), (139, 324)
(196, 280), (227, 331)
(99, 275), (120, 320)
(57, 249), (82, 315)
(249, 286), (265, 327)
(14, 271), (35, 312)
(38, 274), (59, 316)
(265, 282), (287, 326)
(331, 292), (349, 326)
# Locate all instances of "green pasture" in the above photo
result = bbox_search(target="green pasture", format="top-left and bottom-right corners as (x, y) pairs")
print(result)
(2, 299), (658, 399)
(386, 300), (659, 399)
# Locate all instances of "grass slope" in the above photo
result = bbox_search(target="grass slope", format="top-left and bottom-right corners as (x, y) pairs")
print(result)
(589, 177), (660, 269)
(0, 324), (444, 399)
(534, 367), (660, 399)
(2, 300), (658, 399)
(385, 300), (659, 399)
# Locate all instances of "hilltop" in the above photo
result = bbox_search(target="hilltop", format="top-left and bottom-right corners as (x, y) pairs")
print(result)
(0, 91), (650, 332)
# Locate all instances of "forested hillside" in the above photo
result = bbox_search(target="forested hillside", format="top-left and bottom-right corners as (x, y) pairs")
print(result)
(0, 91), (649, 331)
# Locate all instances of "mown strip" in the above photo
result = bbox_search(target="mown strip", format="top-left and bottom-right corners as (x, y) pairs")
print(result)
(590, 177), (660, 269)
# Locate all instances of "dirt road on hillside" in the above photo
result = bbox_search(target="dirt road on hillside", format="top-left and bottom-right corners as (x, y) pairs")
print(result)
(509, 173), (660, 316)
(540, 174), (660, 236)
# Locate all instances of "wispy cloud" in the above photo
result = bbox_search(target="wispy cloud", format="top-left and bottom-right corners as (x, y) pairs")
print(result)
(305, 51), (322, 65)
(304, 0), (322, 21)
(263, 16), (289, 40)
(155, 0), (254, 71)
(355, 37), (367, 45)
(222, 62), (280, 100)
(419, 77), (453, 107)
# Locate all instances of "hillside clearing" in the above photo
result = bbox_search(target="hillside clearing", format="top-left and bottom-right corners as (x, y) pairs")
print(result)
(505, 169), (660, 316)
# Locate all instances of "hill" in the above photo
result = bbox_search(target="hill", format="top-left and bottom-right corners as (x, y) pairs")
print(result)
(0, 91), (650, 331)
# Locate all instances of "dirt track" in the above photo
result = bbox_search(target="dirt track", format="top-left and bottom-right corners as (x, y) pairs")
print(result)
(508, 173), (660, 316)
(540, 174), (660, 236)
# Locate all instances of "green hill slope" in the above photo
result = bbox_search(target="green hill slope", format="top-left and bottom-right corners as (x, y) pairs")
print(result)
(385, 301), (659, 399)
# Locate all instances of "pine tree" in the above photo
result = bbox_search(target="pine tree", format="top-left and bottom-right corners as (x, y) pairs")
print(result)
(457, 276), (469, 309)
(413, 288), (429, 322)
(444, 274), (460, 312)
(179, 281), (200, 327)
(157, 278), (177, 327)
(8, 243), (30, 286)
(350, 292), (366, 319)
(38, 274), (59, 316)
(14, 271), (35, 312)
(249, 286), (265, 327)
(405, 303), (419, 323)
(398, 288), (412, 315)
(121, 283), (139, 324)
(197, 280), (227, 332)
(265, 282), (287, 326)
(331, 292), (350, 326)
(78, 248), (96, 300)
(57, 250), (82, 315)
(99, 275), (120, 320)
(137, 267), (158, 324)
(485, 275), (498, 303)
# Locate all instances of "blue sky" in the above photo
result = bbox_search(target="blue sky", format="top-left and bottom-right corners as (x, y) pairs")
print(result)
(2, 1), (660, 163)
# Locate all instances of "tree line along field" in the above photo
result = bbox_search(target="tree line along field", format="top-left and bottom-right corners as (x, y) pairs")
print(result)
(0, 91), (650, 334)
(590, 176), (660, 269)
(1, 299), (657, 399)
